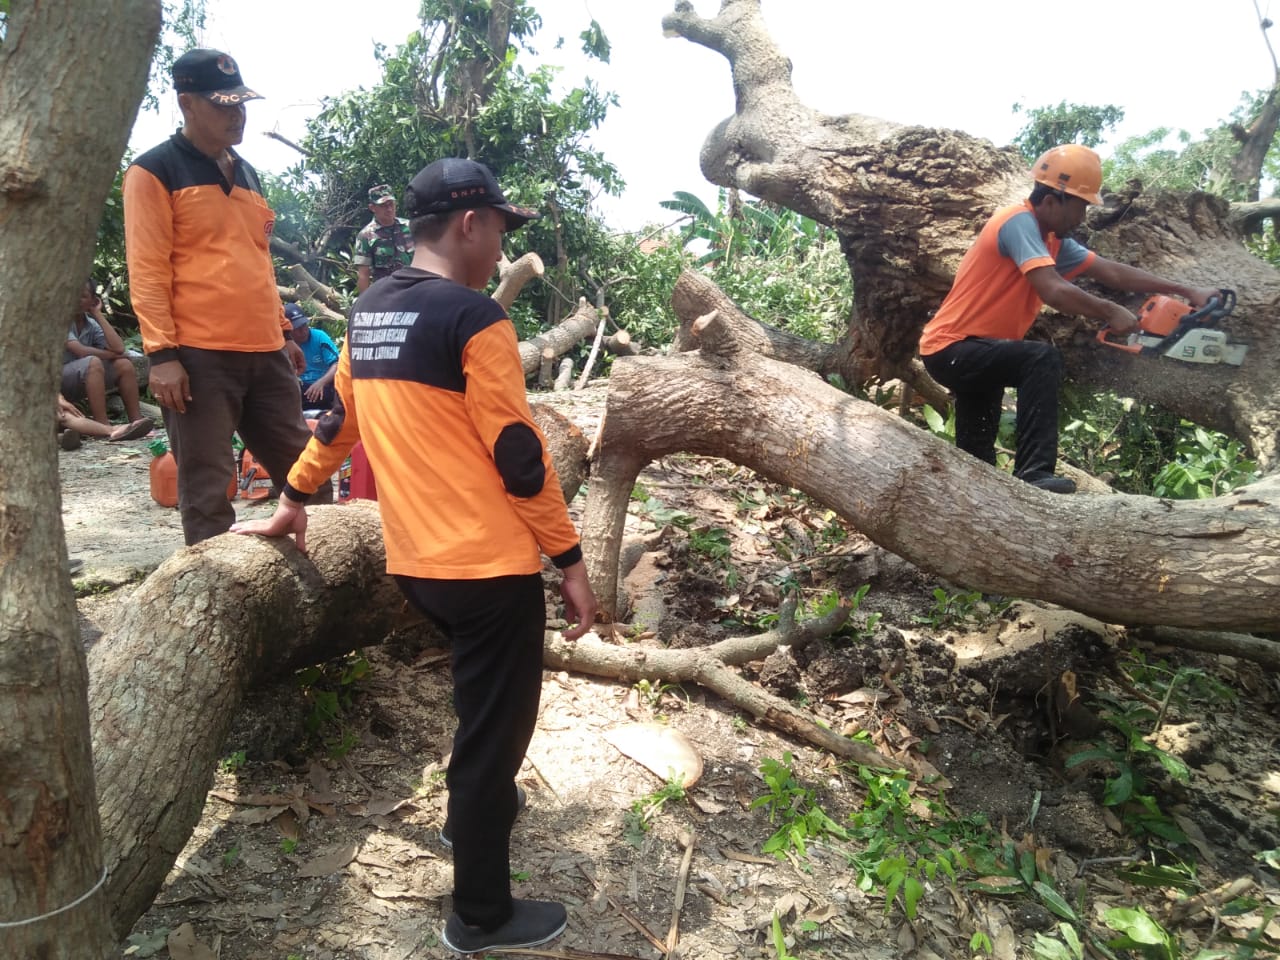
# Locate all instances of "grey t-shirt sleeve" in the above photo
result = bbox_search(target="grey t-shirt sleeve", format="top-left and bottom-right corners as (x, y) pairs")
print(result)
(1055, 237), (1091, 275)
(996, 210), (1092, 275)
(995, 210), (1052, 268)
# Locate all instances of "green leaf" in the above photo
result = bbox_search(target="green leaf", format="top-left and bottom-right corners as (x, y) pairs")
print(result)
(1103, 906), (1169, 946)
(903, 876), (924, 920)
(1103, 768), (1134, 805)
(1032, 881), (1079, 922)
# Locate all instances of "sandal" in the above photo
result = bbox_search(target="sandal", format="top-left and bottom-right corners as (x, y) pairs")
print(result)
(109, 418), (153, 442)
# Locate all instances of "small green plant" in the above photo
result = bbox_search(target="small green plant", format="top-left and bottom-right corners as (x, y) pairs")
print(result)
(632, 678), (683, 710)
(971, 929), (996, 957)
(280, 837), (298, 855)
(1151, 425), (1258, 499)
(843, 765), (990, 921)
(222, 843), (241, 868)
(1031, 922), (1085, 960)
(1066, 702), (1191, 843)
(511, 869), (531, 882)
(769, 911), (800, 960)
(914, 587), (983, 628)
(218, 749), (247, 773)
(296, 653), (370, 758)
(731, 714), (749, 733)
(623, 776), (687, 847)
(752, 753), (848, 858)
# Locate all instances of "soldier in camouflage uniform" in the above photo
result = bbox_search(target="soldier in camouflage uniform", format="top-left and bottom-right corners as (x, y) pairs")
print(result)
(352, 183), (413, 292)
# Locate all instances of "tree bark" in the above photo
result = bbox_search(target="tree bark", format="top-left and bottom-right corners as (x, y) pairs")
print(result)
(518, 300), (599, 376)
(0, 2), (161, 957)
(88, 505), (419, 937)
(580, 313), (1280, 632)
(662, 0), (1280, 469)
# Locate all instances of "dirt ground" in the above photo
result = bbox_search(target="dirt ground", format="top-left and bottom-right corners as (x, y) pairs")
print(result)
(62, 390), (1280, 960)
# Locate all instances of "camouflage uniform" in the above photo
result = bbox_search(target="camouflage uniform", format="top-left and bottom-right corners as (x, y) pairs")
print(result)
(352, 218), (413, 282)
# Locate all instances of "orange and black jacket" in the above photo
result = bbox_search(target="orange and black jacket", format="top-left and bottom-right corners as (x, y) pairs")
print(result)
(123, 132), (289, 364)
(283, 269), (582, 580)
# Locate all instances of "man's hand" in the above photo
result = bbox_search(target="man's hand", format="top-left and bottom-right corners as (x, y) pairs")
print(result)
(1102, 301), (1139, 335)
(304, 381), (327, 403)
(558, 561), (599, 641)
(1187, 287), (1224, 309)
(149, 359), (192, 413)
(230, 495), (310, 553)
(285, 339), (306, 375)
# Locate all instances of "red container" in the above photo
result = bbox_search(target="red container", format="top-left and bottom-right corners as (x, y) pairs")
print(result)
(340, 441), (378, 502)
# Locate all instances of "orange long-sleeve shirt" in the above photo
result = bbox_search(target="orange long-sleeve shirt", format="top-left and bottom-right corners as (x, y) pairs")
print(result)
(285, 269), (581, 579)
(124, 132), (289, 363)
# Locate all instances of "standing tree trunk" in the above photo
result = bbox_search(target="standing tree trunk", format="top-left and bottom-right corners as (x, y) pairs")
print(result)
(662, 0), (1280, 469)
(0, 2), (161, 958)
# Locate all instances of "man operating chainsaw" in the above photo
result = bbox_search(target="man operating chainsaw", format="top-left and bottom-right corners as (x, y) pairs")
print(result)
(918, 144), (1222, 494)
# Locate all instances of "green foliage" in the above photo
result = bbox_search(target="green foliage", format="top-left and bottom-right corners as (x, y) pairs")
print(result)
(296, 653), (371, 758)
(659, 189), (852, 344)
(218, 749), (247, 774)
(623, 776), (687, 846)
(279, 837), (298, 855)
(1011, 100), (1125, 163)
(769, 911), (800, 960)
(1065, 699), (1191, 844)
(1151, 426), (1258, 499)
(843, 765), (987, 921)
(1059, 389), (1257, 497)
(914, 588), (1008, 629)
(292, 4), (622, 322)
(752, 753), (849, 858)
(1032, 922), (1085, 960)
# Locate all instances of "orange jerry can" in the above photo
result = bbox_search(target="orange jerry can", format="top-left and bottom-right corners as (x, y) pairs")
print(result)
(150, 449), (239, 507)
(149, 451), (179, 507)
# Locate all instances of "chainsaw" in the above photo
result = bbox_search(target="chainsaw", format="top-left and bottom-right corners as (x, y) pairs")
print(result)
(1096, 288), (1247, 366)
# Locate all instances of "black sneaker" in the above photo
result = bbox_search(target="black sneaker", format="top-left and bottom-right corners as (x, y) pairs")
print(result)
(441, 898), (566, 954)
(440, 784), (527, 850)
(1024, 472), (1076, 494)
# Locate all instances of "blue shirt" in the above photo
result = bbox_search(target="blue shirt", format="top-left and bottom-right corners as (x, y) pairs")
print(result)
(298, 328), (339, 386)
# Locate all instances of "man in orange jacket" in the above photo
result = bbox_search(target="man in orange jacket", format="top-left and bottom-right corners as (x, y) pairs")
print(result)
(919, 145), (1220, 493)
(233, 158), (597, 955)
(124, 49), (327, 543)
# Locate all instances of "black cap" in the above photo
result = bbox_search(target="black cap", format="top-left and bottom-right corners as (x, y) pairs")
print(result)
(172, 49), (263, 105)
(403, 158), (539, 232)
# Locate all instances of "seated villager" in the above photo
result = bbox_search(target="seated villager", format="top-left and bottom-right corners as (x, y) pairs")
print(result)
(62, 279), (151, 436)
(56, 394), (152, 450)
(286, 303), (340, 411)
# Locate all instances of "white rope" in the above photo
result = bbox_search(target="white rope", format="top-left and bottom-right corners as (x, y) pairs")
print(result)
(0, 866), (108, 928)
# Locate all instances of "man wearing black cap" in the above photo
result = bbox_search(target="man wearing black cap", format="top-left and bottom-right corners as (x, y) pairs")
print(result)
(233, 157), (596, 954)
(124, 49), (327, 544)
(352, 183), (414, 293)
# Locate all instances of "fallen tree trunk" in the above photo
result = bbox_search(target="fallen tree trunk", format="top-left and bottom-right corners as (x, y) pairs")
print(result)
(88, 511), (894, 936)
(518, 299), (599, 377)
(89, 504), (412, 937)
(580, 311), (1280, 632)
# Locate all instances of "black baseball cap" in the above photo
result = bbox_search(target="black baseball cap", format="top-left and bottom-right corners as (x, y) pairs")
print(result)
(172, 49), (263, 105)
(403, 158), (539, 232)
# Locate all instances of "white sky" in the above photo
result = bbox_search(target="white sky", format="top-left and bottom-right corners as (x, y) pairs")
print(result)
(128, 0), (1277, 230)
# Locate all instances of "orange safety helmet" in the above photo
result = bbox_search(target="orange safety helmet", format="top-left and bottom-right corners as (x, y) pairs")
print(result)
(1031, 144), (1104, 205)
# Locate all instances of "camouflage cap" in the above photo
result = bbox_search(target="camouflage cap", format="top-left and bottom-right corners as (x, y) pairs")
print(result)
(368, 184), (396, 205)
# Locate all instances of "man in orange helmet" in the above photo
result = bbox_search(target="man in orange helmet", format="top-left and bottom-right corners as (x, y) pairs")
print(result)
(918, 144), (1220, 493)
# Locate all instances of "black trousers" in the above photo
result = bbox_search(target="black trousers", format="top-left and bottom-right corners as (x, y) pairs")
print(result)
(922, 337), (1064, 479)
(163, 346), (331, 545)
(394, 573), (546, 929)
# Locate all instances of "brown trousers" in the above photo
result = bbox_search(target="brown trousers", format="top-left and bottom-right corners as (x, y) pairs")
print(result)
(163, 346), (331, 545)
